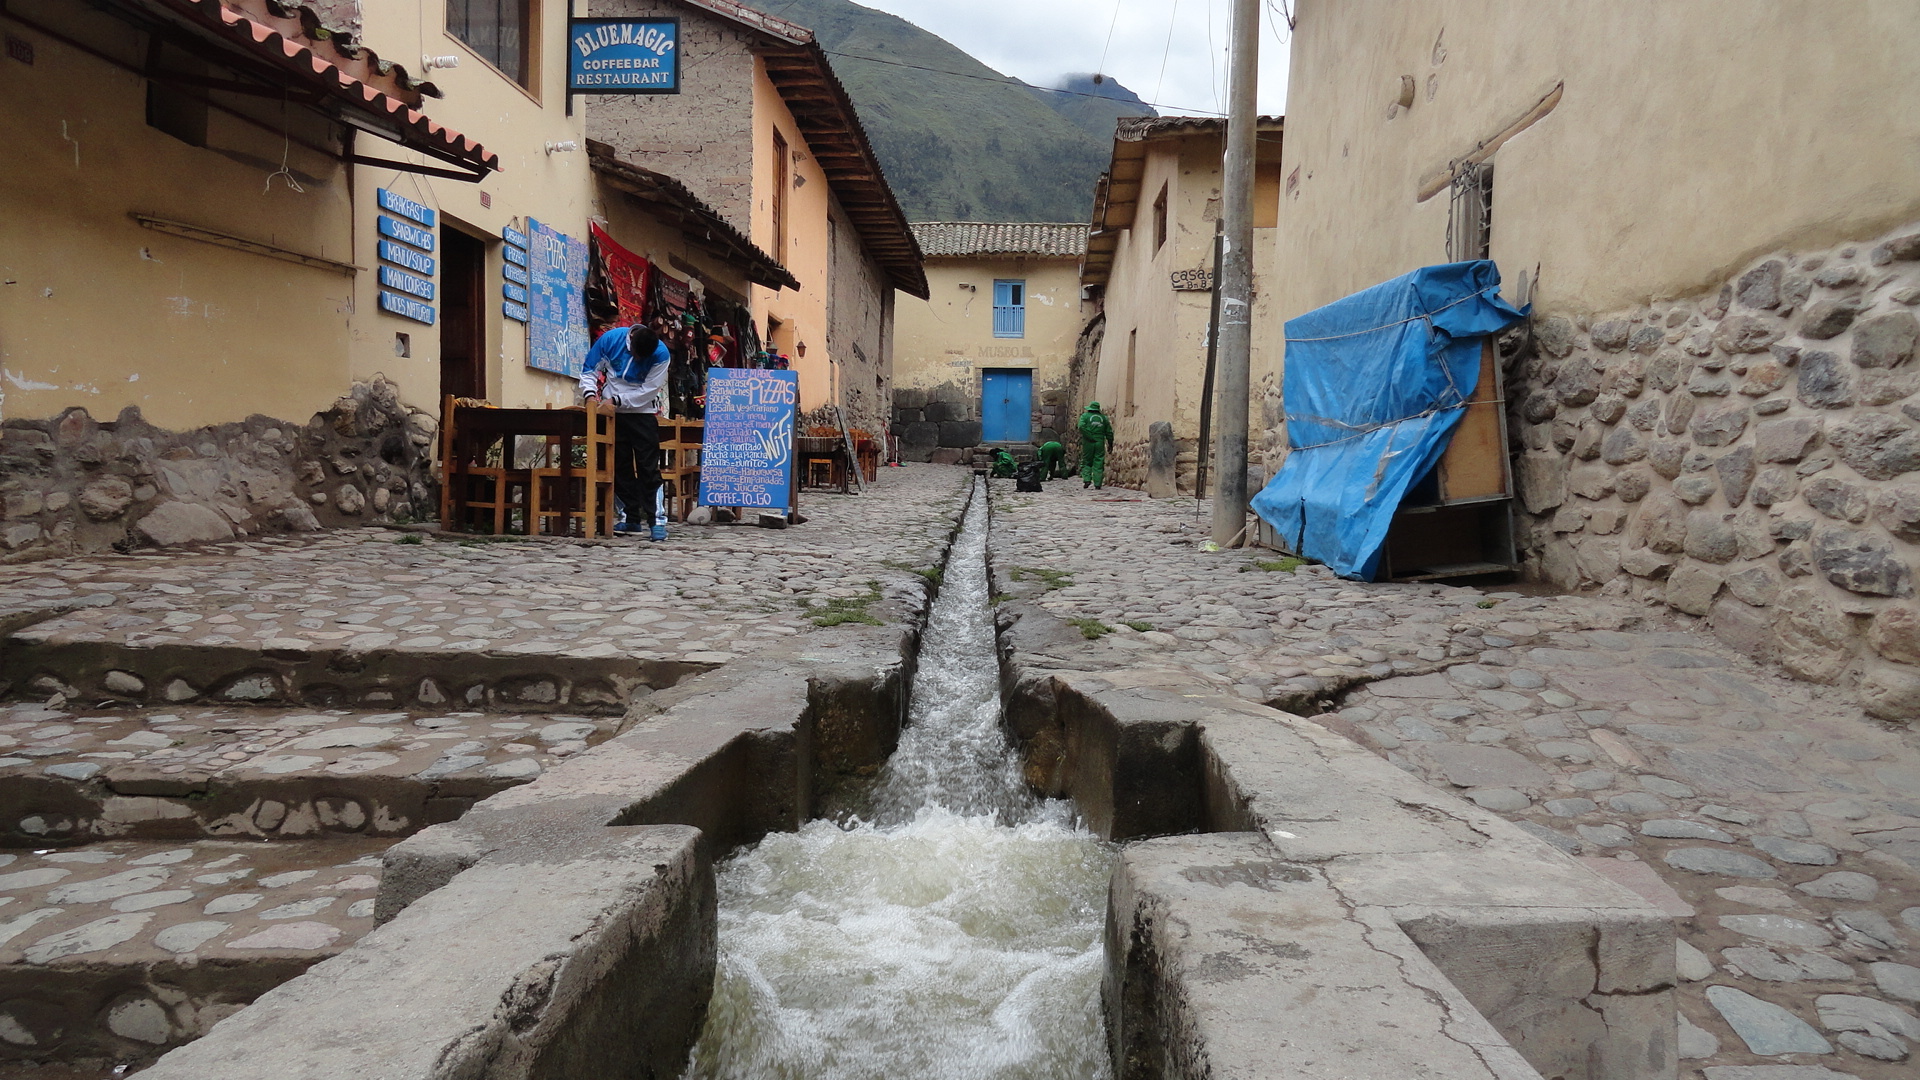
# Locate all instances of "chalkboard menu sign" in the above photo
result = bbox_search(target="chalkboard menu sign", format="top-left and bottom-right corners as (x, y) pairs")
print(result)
(527, 218), (588, 376)
(698, 369), (797, 510)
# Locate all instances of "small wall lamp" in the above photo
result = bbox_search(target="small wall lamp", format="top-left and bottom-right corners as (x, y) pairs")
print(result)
(422, 54), (461, 70)
(545, 140), (580, 155)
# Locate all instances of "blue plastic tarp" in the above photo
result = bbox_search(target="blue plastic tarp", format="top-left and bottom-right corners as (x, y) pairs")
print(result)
(1251, 261), (1527, 581)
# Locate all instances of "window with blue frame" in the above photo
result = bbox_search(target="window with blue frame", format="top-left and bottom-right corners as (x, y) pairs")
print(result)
(992, 279), (1026, 338)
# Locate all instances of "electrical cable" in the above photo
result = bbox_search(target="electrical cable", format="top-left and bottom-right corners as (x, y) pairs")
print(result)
(1096, 0), (1123, 77)
(1152, 0), (1181, 109)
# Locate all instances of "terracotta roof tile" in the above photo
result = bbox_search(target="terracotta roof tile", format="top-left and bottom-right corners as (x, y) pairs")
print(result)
(155, 0), (497, 174)
(910, 222), (1089, 258)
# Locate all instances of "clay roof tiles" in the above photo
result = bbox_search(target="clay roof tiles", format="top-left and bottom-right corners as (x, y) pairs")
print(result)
(910, 222), (1089, 259)
(147, 0), (498, 174)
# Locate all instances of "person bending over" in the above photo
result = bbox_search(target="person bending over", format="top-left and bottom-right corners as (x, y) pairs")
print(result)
(579, 325), (671, 540)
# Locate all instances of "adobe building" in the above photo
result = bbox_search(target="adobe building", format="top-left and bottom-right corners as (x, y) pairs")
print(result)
(1270, 0), (1920, 715)
(582, 0), (928, 439)
(0, 0), (867, 560)
(1078, 116), (1283, 494)
(890, 222), (1088, 463)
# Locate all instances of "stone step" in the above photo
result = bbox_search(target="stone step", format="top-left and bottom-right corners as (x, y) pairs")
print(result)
(0, 837), (391, 1065)
(0, 701), (622, 845)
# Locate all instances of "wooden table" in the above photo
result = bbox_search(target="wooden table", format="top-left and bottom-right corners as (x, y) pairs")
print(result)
(439, 397), (617, 537)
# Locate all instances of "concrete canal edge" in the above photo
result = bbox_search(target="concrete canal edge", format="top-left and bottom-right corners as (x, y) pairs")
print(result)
(126, 495), (1672, 1080)
(997, 594), (1677, 1080)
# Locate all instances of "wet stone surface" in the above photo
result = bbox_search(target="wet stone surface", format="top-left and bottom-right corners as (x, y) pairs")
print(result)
(0, 467), (974, 1073)
(0, 466), (971, 670)
(989, 478), (1920, 1079)
(0, 838), (385, 965)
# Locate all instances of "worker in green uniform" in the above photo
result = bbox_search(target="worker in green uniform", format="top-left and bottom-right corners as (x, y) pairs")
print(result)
(1077, 402), (1114, 489)
(1036, 440), (1066, 479)
(990, 447), (1018, 477)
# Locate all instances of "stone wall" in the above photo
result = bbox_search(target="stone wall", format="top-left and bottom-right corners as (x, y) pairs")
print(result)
(889, 385), (1069, 464)
(826, 195), (895, 440)
(1510, 223), (1920, 718)
(585, 1), (758, 233)
(0, 378), (436, 562)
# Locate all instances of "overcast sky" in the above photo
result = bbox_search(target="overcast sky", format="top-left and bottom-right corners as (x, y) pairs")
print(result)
(829, 0), (1292, 118)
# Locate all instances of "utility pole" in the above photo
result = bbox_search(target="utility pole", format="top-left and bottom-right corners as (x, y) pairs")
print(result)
(1211, 0), (1260, 546)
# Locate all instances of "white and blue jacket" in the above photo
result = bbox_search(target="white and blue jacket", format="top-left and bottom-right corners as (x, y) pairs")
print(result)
(577, 327), (671, 414)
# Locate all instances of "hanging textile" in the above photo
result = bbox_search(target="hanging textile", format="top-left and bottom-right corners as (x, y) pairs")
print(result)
(588, 223), (651, 330)
(1250, 260), (1527, 581)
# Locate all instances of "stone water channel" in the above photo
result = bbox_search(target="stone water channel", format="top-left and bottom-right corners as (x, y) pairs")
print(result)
(683, 479), (1115, 1080)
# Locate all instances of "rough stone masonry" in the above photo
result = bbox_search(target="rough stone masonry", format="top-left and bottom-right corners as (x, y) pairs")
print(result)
(0, 377), (437, 564)
(1510, 223), (1920, 719)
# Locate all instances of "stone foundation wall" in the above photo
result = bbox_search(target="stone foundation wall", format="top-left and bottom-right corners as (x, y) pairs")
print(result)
(0, 378), (436, 562)
(1510, 223), (1920, 718)
(1103, 434), (1200, 493)
(889, 383), (1068, 463)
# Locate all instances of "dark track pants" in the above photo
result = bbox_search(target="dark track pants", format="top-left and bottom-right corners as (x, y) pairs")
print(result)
(615, 411), (662, 526)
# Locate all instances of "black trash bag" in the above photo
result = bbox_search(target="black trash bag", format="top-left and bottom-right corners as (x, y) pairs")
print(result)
(1014, 461), (1044, 492)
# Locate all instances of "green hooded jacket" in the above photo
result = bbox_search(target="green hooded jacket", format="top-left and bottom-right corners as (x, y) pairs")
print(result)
(1077, 403), (1114, 446)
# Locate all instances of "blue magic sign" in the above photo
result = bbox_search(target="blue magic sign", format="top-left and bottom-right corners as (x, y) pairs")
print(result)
(567, 18), (679, 93)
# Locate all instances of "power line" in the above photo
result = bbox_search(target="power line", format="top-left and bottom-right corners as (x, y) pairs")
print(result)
(1152, 0), (1181, 108)
(823, 48), (1226, 116)
(1096, 0), (1124, 76)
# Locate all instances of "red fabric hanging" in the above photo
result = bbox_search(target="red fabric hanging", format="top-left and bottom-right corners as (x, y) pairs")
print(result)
(589, 223), (651, 329)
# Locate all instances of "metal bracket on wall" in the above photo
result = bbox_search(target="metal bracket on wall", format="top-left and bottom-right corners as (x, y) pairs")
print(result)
(131, 214), (360, 276)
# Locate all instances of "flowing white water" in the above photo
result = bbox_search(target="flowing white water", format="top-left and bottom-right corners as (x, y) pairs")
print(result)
(683, 482), (1114, 1080)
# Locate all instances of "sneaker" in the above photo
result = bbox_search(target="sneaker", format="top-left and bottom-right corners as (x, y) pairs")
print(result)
(612, 522), (634, 535)
(649, 523), (667, 542)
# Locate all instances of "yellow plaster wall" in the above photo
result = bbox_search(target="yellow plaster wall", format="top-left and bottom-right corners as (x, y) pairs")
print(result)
(749, 59), (833, 412)
(893, 257), (1083, 398)
(1273, 0), (1920, 336)
(1096, 136), (1280, 446)
(0, 0), (353, 429)
(351, 0), (598, 414)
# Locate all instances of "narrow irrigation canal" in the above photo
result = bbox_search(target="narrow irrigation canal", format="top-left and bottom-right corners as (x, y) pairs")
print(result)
(684, 481), (1115, 1080)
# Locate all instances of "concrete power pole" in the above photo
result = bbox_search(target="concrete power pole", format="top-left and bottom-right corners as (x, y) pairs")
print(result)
(1211, 0), (1260, 546)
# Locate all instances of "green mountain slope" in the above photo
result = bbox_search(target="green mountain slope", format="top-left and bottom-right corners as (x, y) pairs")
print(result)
(1036, 73), (1157, 144)
(766, 0), (1151, 222)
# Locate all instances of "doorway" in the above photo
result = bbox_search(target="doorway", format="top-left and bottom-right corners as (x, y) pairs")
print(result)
(980, 368), (1033, 443)
(440, 227), (487, 401)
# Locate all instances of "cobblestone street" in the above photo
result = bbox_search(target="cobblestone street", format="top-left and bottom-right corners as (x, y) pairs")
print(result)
(0, 467), (969, 668)
(0, 464), (969, 1048)
(991, 477), (1920, 1078)
(0, 464), (1916, 1077)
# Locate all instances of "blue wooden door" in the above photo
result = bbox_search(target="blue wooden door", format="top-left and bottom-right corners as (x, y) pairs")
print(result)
(981, 369), (1033, 443)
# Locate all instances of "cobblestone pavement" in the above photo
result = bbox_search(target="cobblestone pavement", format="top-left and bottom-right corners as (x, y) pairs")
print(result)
(0, 465), (972, 1072)
(991, 478), (1920, 1079)
(0, 465), (969, 666)
(0, 839), (386, 967)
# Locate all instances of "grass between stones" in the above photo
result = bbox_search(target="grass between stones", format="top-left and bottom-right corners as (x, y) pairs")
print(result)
(1248, 556), (1305, 573)
(1123, 620), (1155, 632)
(1009, 566), (1074, 590)
(802, 581), (885, 626)
(1069, 617), (1114, 639)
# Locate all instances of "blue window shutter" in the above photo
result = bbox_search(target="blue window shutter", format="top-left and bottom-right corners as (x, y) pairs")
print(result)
(992, 279), (1025, 338)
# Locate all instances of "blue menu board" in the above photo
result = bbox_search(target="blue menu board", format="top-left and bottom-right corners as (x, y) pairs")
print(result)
(698, 369), (798, 510)
(376, 188), (435, 325)
(527, 218), (587, 375)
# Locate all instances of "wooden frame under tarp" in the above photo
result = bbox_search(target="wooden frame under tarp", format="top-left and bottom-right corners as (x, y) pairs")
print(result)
(1377, 339), (1518, 581)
